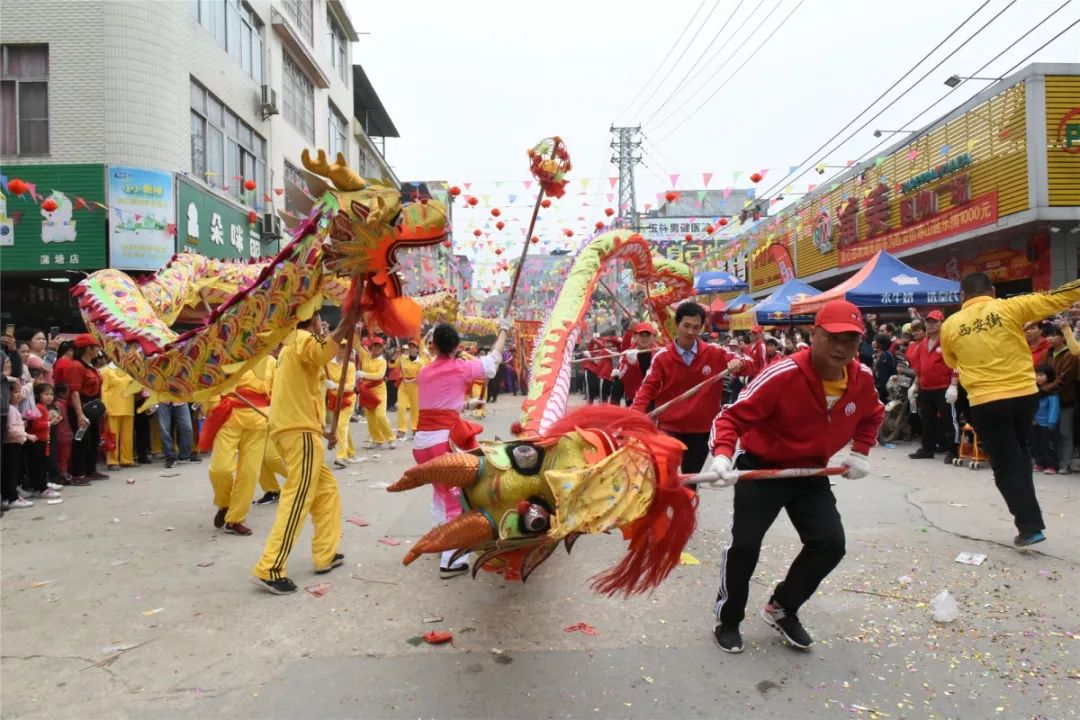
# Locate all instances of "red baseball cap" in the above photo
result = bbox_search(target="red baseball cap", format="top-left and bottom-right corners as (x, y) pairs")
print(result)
(73, 333), (99, 348)
(750, 325), (764, 333)
(369, 336), (385, 346)
(632, 322), (655, 334)
(814, 300), (865, 335)
(926, 309), (945, 321)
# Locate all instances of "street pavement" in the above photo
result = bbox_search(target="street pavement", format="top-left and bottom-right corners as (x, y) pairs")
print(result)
(1, 398), (1078, 719)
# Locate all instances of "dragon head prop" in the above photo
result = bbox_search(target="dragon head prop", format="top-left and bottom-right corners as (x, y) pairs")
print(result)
(388, 406), (697, 596)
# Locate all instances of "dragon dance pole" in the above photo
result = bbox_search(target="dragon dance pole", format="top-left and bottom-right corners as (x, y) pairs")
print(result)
(647, 370), (729, 420)
(681, 467), (846, 486)
(327, 313), (358, 451)
(502, 189), (545, 318)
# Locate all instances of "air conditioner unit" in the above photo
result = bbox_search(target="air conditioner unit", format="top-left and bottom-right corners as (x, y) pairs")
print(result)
(260, 85), (279, 119)
(260, 213), (282, 241)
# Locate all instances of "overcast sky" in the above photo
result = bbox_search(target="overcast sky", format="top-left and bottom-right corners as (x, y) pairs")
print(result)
(345, 0), (1079, 292)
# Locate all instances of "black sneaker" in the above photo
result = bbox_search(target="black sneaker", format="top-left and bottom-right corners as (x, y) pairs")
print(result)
(315, 553), (345, 574)
(164, 457), (176, 469)
(251, 576), (297, 595)
(760, 602), (813, 650)
(943, 452), (957, 465)
(439, 563), (469, 578)
(255, 491), (280, 505)
(908, 449), (935, 460)
(213, 507), (227, 528)
(1013, 531), (1046, 549)
(714, 624), (744, 653)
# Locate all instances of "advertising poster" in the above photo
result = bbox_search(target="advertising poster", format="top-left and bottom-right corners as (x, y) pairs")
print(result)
(108, 166), (175, 270)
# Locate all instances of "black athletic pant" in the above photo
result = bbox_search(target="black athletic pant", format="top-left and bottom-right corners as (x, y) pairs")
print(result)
(2, 442), (24, 502)
(24, 441), (48, 492)
(134, 408), (152, 461)
(68, 398), (100, 478)
(671, 431), (710, 493)
(969, 394), (1044, 535)
(714, 454), (846, 626)
(609, 377), (624, 406)
(919, 387), (952, 453)
(585, 371), (600, 403)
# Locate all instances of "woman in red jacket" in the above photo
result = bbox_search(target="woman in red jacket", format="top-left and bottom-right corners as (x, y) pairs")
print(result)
(704, 300), (884, 654)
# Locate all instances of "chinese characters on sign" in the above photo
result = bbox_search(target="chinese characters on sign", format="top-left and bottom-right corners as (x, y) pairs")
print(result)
(864, 183), (891, 236)
(108, 166), (175, 270)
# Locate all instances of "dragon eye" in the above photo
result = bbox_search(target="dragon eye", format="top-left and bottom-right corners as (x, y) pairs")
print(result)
(512, 445), (540, 470)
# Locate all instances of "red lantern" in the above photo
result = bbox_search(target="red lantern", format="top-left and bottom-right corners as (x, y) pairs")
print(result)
(449, 186), (462, 197)
(664, 191), (678, 203)
(490, 208), (501, 217)
(495, 247), (503, 255)
(41, 198), (58, 212)
(467, 196), (478, 206)
(705, 225), (715, 234)
(595, 221), (604, 230)
(563, 229), (573, 237)
(248, 210), (258, 224)
(495, 221), (505, 231)
(7, 178), (28, 196)
(749, 172), (763, 183)
(541, 199), (552, 209)
(684, 233), (693, 242)
(473, 228), (482, 237)
(530, 236), (539, 244)
(604, 207), (615, 217)
(244, 179), (256, 191)
(442, 240), (452, 248)
(718, 217), (729, 226)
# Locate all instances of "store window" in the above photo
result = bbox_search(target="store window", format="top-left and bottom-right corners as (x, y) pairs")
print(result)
(190, 78), (266, 205)
(189, 0), (262, 83)
(328, 11), (348, 85)
(283, 159), (306, 214)
(281, 0), (313, 44)
(328, 102), (348, 160)
(1, 44), (49, 156)
(282, 53), (314, 142)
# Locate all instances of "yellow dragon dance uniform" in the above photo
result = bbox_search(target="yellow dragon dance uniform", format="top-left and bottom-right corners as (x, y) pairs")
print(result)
(327, 351), (358, 460)
(359, 345), (394, 445)
(397, 352), (427, 434)
(100, 365), (135, 467)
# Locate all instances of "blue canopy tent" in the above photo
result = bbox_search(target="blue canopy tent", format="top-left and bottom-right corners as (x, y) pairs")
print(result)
(694, 270), (749, 294)
(790, 251), (961, 315)
(731, 279), (822, 329)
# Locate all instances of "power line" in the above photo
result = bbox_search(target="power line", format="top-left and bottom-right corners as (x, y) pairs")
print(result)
(640, 0), (752, 126)
(613, 0), (710, 124)
(752, 0), (994, 202)
(653, 0), (805, 143)
(753, 1), (1075, 225)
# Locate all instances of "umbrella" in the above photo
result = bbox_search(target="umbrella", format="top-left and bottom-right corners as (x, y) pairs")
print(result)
(694, 270), (748, 294)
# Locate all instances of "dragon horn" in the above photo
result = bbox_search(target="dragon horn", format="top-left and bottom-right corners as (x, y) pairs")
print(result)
(402, 512), (495, 565)
(331, 152), (366, 191)
(387, 453), (481, 492)
(301, 148), (330, 177)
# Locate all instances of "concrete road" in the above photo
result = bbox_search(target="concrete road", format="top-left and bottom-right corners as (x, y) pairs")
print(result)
(2, 398), (1077, 719)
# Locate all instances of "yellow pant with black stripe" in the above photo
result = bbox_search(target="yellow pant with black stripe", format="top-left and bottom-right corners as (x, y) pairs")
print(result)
(397, 382), (419, 432)
(253, 431), (341, 580)
(258, 438), (285, 493)
(208, 408), (267, 524)
(335, 399), (356, 460)
(364, 385), (395, 444)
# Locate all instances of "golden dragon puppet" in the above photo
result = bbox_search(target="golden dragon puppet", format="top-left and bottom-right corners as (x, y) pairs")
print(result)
(389, 231), (702, 596)
(73, 150), (447, 403)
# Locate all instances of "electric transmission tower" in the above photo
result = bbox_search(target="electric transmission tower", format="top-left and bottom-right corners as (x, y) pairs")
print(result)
(610, 125), (642, 230)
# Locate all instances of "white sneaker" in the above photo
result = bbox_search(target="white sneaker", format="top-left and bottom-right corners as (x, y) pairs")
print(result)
(389, 441), (399, 450)
(46, 482), (63, 491)
(31, 488), (63, 499)
(9, 498), (34, 509)
(345, 456), (362, 464)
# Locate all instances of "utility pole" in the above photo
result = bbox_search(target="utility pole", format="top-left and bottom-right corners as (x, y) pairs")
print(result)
(609, 125), (642, 231)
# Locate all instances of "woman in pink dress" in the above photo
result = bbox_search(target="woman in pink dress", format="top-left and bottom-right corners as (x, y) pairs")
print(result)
(413, 319), (511, 576)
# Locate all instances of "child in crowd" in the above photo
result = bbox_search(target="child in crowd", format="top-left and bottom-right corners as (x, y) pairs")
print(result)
(25, 384), (62, 501)
(3, 375), (33, 509)
(1032, 364), (1060, 474)
(51, 382), (78, 485)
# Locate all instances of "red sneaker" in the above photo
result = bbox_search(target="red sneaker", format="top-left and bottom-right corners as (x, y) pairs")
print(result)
(224, 522), (252, 536)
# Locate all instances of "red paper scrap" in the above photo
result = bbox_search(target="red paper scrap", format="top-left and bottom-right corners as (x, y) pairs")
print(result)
(347, 516), (370, 528)
(563, 623), (598, 636)
(304, 582), (332, 597)
(423, 631), (453, 645)
(378, 537), (401, 546)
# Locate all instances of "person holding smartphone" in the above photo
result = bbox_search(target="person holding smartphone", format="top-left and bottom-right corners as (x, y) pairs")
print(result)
(66, 334), (107, 484)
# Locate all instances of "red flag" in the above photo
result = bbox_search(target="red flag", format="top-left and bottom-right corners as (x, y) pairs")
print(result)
(73, 197), (88, 211)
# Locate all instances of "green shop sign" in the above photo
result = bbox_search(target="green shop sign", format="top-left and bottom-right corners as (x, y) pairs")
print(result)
(0, 163), (107, 272)
(177, 178), (276, 260)
(900, 153), (973, 194)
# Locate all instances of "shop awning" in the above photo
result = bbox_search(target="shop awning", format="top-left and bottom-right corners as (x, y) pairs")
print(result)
(790, 251), (960, 315)
(694, 270), (748, 294)
(731, 279), (822, 330)
(709, 292), (755, 313)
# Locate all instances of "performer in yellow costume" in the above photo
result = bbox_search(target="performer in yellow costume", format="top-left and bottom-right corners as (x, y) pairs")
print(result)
(202, 355), (272, 536)
(359, 337), (396, 449)
(328, 340), (359, 467)
(252, 308), (358, 594)
(255, 353), (284, 504)
(397, 339), (425, 439)
(101, 363), (136, 469)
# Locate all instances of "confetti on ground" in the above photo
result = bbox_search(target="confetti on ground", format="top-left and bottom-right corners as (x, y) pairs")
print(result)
(642, 675), (654, 684)
(197, 562), (214, 568)
(347, 515), (369, 527)
(678, 552), (700, 565)
(30, 580), (55, 588)
(422, 616), (443, 624)
(563, 623), (598, 636)
(368, 482), (390, 489)
(142, 608), (164, 616)
(955, 552), (987, 565)
(304, 583), (332, 597)
(422, 631), (453, 644)
(377, 537), (401, 546)
(164, 527), (175, 532)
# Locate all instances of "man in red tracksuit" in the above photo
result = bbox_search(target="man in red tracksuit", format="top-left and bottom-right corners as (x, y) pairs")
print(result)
(630, 302), (757, 484)
(906, 309), (957, 462)
(704, 299), (884, 654)
(746, 325), (768, 378)
(614, 321), (657, 407)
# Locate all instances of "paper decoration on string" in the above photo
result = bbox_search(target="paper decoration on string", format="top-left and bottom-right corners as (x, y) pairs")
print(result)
(702, 172), (713, 187)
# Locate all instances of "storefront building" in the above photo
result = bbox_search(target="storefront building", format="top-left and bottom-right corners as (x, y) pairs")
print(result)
(729, 63), (1079, 301)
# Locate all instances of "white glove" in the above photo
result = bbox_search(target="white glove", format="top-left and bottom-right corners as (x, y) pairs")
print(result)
(358, 371), (381, 380)
(907, 383), (919, 401)
(945, 385), (958, 405)
(703, 454), (739, 487)
(465, 398), (485, 410)
(625, 348), (639, 364)
(841, 451), (870, 480)
(498, 316), (514, 333)
(324, 380), (338, 391)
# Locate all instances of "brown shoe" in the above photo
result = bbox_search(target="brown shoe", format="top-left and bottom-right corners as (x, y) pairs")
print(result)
(213, 508), (227, 528)
(225, 522), (252, 536)
(69, 476), (91, 487)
